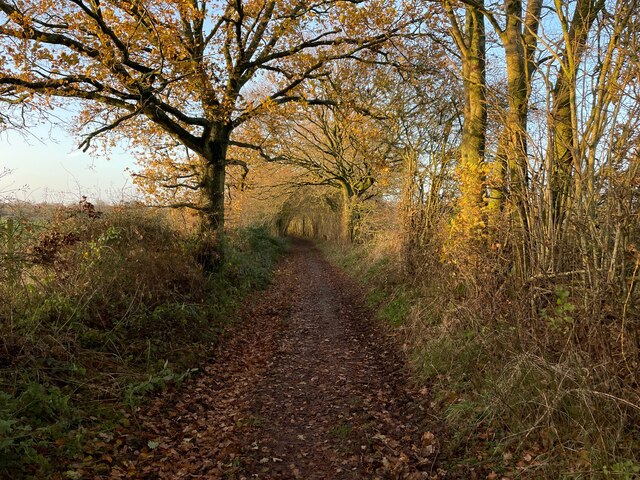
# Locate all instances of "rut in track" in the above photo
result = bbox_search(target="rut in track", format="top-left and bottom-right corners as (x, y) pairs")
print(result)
(101, 240), (441, 479)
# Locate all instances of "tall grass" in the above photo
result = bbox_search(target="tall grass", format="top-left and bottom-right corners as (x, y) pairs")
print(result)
(324, 228), (640, 478)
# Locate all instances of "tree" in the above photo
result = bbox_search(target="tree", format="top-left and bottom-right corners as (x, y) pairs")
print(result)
(443, 0), (487, 242)
(483, 0), (542, 225)
(228, 57), (415, 243)
(547, 0), (605, 229)
(447, 0), (543, 275)
(443, 0), (542, 227)
(0, 0), (412, 268)
(248, 98), (398, 243)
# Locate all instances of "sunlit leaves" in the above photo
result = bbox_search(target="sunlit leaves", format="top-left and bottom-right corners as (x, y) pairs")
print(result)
(0, 0), (421, 230)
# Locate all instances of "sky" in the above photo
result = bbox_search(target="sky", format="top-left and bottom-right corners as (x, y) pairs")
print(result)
(0, 121), (138, 204)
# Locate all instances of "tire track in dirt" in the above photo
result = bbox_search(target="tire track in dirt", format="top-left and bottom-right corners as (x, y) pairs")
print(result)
(99, 240), (440, 479)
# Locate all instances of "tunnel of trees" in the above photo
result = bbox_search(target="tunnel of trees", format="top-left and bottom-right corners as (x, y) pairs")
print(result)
(1, 0), (640, 476)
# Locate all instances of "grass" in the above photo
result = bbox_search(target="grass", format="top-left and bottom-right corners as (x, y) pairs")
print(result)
(0, 205), (286, 477)
(236, 415), (265, 428)
(329, 422), (353, 439)
(323, 243), (415, 328)
(378, 291), (411, 327)
(322, 237), (640, 478)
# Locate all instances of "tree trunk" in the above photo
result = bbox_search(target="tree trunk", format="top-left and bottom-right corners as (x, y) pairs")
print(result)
(549, 86), (573, 228)
(198, 124), (230, 271)
(490, 0), (541, 209)
(549, 0), (604, 230)
(492, 0), (543, 275)
(457, 3), (487, 240)
(341, 186), (356, 244)
(504, 0), (540, 221)
(400, 148), (419, 272)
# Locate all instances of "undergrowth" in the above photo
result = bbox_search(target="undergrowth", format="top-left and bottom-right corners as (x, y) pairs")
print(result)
(323, 238), (640, 479)
(0, 205), (285, 478)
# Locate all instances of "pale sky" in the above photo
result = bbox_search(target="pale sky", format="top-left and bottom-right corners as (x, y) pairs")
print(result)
(0, 122), (138, 204)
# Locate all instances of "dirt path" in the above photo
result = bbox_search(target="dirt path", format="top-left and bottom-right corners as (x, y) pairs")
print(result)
(100, 241), (440, 479)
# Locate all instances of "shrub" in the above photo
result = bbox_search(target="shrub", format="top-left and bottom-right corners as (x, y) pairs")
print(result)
(0, 205), (286, 477)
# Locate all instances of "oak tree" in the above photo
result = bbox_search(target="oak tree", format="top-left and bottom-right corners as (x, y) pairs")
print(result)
(0, 0), (412, 267)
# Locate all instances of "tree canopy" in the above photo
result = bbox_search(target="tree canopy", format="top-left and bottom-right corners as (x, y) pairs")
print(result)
(0, 0), (421, 266)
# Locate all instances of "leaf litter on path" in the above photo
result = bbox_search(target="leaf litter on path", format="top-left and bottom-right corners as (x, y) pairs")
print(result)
(75, 240), (445, 479)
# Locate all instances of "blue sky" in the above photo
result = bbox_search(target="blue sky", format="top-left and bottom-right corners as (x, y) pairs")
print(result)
(0, 122), (138, 204)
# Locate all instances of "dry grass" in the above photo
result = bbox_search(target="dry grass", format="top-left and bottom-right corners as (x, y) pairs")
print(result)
(325, 221), (640, 478)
